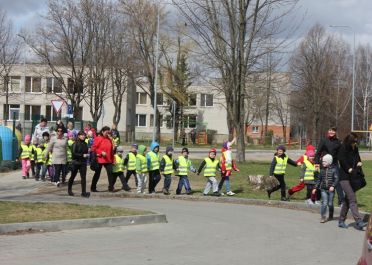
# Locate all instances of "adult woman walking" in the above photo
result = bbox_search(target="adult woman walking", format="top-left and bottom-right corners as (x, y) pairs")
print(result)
(338, 132), (367, 230)
(90, 126), (115, 192)
(68, 131), (90, 197)
(46, 127), (68, 186)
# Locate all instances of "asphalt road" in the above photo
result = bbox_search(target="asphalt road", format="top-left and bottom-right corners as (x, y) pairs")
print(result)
(0, 171), (365, 265)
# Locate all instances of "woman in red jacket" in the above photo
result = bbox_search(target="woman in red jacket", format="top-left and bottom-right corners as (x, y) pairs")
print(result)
(90, 126), (115, 192)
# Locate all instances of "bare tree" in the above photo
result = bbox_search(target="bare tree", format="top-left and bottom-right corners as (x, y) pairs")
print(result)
(22, 0), (95, 119)
(0, 11), (20, 124)
(173, 0), (298, 161)
(290, 24), (351, 140)
(120, 0), (167, 142)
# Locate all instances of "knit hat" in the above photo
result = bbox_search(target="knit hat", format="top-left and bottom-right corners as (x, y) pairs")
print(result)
(181, 147), (189, 154)
(24, 135), (31, 143)
(166, 146), (174, 154)
(305, 150), (315, 157)
(116, 146), (124, 153)
(209, 148), (217, 155)
(322, 154), (333, 166)
(222, 141), (229, 149)
(305, 144), (316, 152)
(277, 145), (286, 152)
(67, 131), (74, 138)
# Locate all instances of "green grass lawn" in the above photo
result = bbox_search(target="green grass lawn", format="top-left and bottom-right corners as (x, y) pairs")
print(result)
(187, 159), (372, 212)
(0, 201), (152, 224)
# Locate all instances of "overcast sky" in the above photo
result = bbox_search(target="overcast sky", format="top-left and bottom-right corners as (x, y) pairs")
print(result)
(0, 0), (371, 47)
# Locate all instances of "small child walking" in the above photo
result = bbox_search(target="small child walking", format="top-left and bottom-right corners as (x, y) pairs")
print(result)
(218, 138), (239, 196)
(313, 154), (339, 223)
(112, 146), (131, 191)
(160, 146), (176, 195)
(300, 150), (320, 204)
(198, 148), (221, 196)
(19, 135), (33, 179)
(136, 145), (148, 194)
(34, 142), (45, 181)
(267, 145), (298, 201)
(175, 147), (196, 195)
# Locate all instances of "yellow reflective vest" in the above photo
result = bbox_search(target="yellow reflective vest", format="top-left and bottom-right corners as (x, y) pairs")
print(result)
(162, 155), (173, 175)
(127, 152), (137, 171)
(136, 154), (148, 173)
(303, 157), (316, 182)
(178, 156), (191, 176)
(148, 151), (160, 171)
(113, 154), (125, 173)
(203, 157), (219, 177)
(20, 144), (32, 159)
(273, 156), (288, 175)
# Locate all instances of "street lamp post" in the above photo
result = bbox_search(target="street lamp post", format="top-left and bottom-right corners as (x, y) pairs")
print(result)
(329, 25), (355, 131)
(152, 9), (160, 142)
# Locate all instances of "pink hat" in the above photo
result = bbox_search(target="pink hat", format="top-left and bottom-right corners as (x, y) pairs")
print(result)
(305, 150), (315, 157)
(24, 135), (31, 143)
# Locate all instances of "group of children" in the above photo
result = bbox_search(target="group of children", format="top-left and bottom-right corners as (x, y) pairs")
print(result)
(267, 145), (339, 223)
(109, 138), (239, 196)
(18, 130), (96, 183)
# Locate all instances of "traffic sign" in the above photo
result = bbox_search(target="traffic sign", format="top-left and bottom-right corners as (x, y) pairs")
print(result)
(51, 100), (65, 114)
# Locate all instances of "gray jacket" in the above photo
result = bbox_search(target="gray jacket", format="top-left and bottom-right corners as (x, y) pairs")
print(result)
(47, 136), (68, 164)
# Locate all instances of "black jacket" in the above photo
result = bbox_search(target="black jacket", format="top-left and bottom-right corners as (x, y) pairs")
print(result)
(315, 165), (339, 189)
(337, 145), (361, 181)
(71, 139), (89, 164)
(269, 154), (297, 176)
(315, 137), (341, 164)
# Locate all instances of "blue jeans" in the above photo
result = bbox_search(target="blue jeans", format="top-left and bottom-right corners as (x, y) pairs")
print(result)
(218, 176), (231, 192)
(163, 174), (172, 190)
(176, 175), (191, 194)
(320, 189), (335, 218)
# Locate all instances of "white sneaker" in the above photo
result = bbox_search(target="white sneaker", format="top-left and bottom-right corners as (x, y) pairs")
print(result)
(220, 192), (225, 196)
(56, 181), (60, 187)
(305, 199), (314, 205)
(226, 191), (235, 196)
(315, 200), (321, 205)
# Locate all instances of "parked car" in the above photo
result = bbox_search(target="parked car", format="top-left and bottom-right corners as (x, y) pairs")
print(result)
(357, 213), (372, 265)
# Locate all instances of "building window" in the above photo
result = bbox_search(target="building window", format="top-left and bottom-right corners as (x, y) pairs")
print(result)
(4, 76), (21, 93)
(46, 105), (58, 121)
(150, 114), (163, 128)
(165, 115), (173, 129)
(252, 126), (259, 133)
(200, 93), (213, 107)
(183, 114), (197, 128)
(3, 104), (20, 121)
(24, 105), (41, 121)
(189, 94), (197, 106)
(157, 93), (164, 106)
(25, 76), (42, 93)
(136, 114), (147, 127)
(136, 92), (147, 105)
(47, 77), (63, 94)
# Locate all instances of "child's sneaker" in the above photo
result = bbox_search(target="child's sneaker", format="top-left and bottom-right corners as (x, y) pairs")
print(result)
(226, 191), (235, 196)
(315, 200), (321, 205)
(305, 199), (314, 205)
(320, 217), (326, 223)
(338, 221), (348, 229)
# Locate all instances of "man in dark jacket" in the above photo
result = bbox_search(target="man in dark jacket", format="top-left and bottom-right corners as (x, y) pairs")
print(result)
(315, 127), (344, 205)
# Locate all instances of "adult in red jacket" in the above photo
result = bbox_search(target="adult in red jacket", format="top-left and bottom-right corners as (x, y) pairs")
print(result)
(90, 126), (115, 192)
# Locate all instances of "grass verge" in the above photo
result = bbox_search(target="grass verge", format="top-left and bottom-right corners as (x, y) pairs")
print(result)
(0, 201), (152, 224)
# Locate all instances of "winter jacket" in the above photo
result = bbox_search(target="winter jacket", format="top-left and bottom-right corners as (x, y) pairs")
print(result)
(269, 153), (297, 176)
(47, 136), (68, 164)
(315, 165), (339, 190)
(337, 144), (361, 181)
(315, 137), (341, 164)
(91, 135), (114, 164)
(71, 139), (89, 164)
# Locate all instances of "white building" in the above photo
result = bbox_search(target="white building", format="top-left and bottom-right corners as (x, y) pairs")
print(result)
(0, 64), (229, 143)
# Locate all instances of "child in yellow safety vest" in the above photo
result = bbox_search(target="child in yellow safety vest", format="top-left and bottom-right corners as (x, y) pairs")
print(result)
(18, 135), (33, 179)
(30, 138), (38, 178)
(300, 150), (320, 205)
(66, 131), (75, 176)
(34, 142), (45, 181)
(136, 145), (148, 194)
(267, 145), (298, 201)
(40, 132), (54, 182)
(175, 147), (196, 195)
(124, 144), (138, 188)
(160, 146), (176, 195)
(112, 146), (131, 191)
(197, 148), (221, 196)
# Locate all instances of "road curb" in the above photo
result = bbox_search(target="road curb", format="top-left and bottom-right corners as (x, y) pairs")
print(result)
(98, 191), (370, 221)
(0, 213), (167, 234)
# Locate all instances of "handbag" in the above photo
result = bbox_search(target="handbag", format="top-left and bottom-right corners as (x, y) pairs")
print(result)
(89, 153), (99, 171)
(350, 167), (367, 192)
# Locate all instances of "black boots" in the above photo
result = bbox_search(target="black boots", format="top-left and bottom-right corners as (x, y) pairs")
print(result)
(81, 192), (90, 198)
(68, 189), (74, 196)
